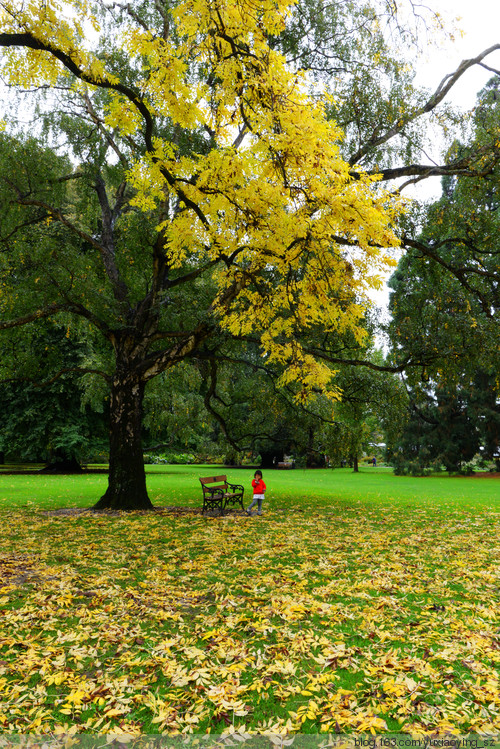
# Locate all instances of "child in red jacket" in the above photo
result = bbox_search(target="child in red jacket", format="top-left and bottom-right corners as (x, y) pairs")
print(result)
(246, 470), (266, 516)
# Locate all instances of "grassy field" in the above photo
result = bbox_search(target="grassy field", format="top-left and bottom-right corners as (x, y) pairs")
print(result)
(0, 466), (498, 739)
(1, 463), (498, 511)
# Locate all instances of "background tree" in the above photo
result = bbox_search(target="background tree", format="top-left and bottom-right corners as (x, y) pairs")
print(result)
(385, 378), (485, 475)
(327, 350), (404, 471)
(182, 319), (408, 470)
(468, 371), (500, 471)
(0, 373), (107, 472)
(0, 141), (109, 469)
(387, 78), (500, 473)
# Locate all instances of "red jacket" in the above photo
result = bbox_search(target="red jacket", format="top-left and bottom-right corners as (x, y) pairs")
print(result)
(252, 478), (266, 494)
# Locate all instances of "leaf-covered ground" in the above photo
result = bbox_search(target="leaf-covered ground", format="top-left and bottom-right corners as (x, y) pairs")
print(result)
(0, 494), (498, 738)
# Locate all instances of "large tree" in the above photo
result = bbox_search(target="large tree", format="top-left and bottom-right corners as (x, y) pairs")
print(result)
(390, 79), (500, 377)
(0, 0), (498, 509)
(387, 78), (500, 473)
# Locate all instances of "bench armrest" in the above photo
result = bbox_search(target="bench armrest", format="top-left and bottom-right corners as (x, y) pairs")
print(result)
(228, 483), (244, 493)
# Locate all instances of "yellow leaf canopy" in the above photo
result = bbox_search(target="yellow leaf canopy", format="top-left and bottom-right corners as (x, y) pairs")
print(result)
(0, 0), (402, 399)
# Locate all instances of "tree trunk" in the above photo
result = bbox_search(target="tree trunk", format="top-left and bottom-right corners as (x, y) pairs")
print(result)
(93, 374), (153, 511)
(353, 455), (359, 473)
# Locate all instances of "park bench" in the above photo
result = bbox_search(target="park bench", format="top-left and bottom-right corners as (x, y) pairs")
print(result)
(199, 475), (245, 515)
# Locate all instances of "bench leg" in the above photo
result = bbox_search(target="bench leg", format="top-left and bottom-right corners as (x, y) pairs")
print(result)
(222, 497), (245, 514)
(203, 494), (225, 516)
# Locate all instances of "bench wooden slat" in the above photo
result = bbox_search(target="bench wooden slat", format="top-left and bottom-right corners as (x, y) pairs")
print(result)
(200, 475), (227, 484)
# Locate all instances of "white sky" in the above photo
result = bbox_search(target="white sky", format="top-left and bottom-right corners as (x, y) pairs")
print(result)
(368, 0), (500, 315)
(410, 0), (500, 199)
(415, 0), (500, 108)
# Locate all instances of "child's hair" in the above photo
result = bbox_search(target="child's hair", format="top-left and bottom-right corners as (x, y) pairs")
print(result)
(254, 470), (262, 478)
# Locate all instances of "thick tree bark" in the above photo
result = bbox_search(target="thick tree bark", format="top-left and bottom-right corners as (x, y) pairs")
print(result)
(93, 373), (153, 511)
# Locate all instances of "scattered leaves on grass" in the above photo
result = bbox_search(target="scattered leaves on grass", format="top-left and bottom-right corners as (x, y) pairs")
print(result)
(0, 502), (498, 737)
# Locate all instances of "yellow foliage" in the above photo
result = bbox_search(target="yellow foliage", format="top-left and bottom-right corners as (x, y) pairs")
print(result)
(0, 0), (403, 396)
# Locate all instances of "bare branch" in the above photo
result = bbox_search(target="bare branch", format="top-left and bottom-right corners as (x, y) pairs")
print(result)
(349, 44), (500, 166)
(361, 142), (500, 185)
(81, 91), (130, 169)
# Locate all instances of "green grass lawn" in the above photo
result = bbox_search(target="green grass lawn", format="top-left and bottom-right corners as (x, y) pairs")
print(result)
(1, 463), (498, 511)
(0, 466), (498, 738)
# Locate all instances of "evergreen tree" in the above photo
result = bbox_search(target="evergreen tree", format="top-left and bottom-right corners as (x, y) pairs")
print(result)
(387, 78), (500, 473)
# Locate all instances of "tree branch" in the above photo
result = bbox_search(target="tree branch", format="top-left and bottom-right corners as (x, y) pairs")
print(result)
(402, 236), (496, 317)
(0, 303), (67, 330)
(349, 44), (500, 166)
(358, 143), (500, 184)
(93, 173), (131, 305)
(139, 323), (212, 380)
(6, 186), (132, 311)
(0, 32), (156, 150)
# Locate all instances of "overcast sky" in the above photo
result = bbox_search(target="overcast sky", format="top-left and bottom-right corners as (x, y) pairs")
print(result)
(401, 0), (500, 203)
(415, 0), (500, 110)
